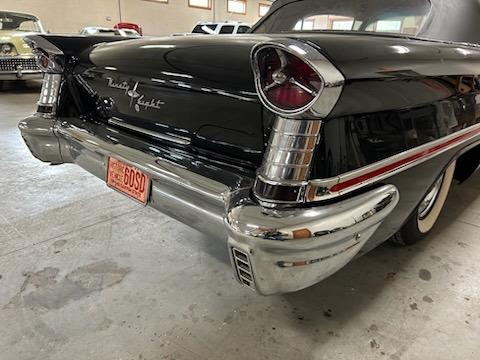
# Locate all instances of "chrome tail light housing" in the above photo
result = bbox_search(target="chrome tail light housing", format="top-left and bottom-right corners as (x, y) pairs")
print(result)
(37, 73), (62, 115)
(25, 35), (64, 74)
(255, 46), (324, 114)
(24, 35), (64, 116)
(251, 39), (345, 119)
(251, 39), (345, 206)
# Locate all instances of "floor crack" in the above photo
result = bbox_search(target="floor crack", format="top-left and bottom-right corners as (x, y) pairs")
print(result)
(0, 208), (142, 258)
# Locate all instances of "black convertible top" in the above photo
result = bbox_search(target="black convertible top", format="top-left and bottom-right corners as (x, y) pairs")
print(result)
(253, 0), (480, 45)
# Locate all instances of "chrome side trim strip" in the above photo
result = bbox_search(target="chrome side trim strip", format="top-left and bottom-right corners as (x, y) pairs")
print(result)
(307, 122), (480, 201)
(108, 117), (191, 145)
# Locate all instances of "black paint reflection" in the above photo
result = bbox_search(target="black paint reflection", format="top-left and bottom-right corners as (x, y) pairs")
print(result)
(314, 76), (480, 178)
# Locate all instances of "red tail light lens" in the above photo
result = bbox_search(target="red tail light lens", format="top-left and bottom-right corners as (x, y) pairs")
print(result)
(31, 48), (64, 73)
(256, 47), (323, 112)
(38, 49), (50, 69)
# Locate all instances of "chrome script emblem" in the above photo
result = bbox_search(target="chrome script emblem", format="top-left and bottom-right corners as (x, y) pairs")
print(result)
(127, 81), (141, 109)
(107, 77), (130, 92)
(107, 77), (165, 113)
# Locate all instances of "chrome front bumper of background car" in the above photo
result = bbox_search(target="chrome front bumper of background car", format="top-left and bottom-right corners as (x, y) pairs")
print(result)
(19, 115), (399, 295)
(0, 72), (42, 80)
(0, 56), (43, 80)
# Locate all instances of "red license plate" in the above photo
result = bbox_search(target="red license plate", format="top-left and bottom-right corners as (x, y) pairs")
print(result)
(106, 157), (151, 205)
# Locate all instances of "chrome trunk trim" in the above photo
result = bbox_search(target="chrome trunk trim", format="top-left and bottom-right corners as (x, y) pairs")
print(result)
(108, 117), (191, 145)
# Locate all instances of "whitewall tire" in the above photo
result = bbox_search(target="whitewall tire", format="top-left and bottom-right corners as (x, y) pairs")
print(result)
(392, 161), (456, 245)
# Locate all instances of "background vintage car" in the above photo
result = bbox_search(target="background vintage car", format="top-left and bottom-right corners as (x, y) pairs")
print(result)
(79, 26), (141, 37)
(0, 10), (44, 82)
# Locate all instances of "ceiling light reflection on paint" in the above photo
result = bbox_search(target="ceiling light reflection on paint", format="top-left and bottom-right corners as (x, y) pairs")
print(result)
(161, 71), (193, 79)
(456, 48), (472, 56)
(140, 45), (176, 49)
(288, 44), (307, 55)
(391, 45), (410, 54)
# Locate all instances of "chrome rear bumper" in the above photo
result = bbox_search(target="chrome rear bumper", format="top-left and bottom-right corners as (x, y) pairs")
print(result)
(19, 115), (399, 295)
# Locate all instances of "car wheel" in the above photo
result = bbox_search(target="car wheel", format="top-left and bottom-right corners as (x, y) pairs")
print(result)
(391, 161), (456, 245)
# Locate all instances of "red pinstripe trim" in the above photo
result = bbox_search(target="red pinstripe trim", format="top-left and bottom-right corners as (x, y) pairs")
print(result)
(330, 126), (480, 193)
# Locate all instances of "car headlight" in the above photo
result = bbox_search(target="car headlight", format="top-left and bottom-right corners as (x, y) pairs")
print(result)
(1, 43), (13, 55)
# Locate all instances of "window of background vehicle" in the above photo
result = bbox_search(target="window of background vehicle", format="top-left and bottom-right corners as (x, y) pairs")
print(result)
(259, 3), (271, 17)
(0, 15), (42, 32)
(192, 24), (217, 33)
(365, 16), (424, 35)
(253, 0), (431, 36)
(16, 20), (39, 32)
(189, 0), (211, 10)
(98, 30), (118, 36)
(219, 25), (235, 34)
(228, 0), (247, 15)
(293, 15), (356, 31)
(237, 25), (250, 33)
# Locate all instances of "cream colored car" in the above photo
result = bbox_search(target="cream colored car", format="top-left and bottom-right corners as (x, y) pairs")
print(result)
(0, 11), (44, 81)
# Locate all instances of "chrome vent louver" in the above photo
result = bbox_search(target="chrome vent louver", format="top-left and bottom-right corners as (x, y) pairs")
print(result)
(231, 248), (255, 289)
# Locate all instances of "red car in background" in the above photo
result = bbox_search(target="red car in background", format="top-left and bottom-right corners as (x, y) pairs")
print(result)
(114, 22), (142, 36)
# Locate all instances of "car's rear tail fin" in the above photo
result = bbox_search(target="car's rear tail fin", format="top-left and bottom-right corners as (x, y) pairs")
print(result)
(25, 34), (127, 73)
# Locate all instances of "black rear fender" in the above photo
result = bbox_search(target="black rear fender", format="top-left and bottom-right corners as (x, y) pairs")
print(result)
(454, 143), (480, 183)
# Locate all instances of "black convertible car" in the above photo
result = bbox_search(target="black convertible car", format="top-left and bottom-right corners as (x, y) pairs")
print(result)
(20, 0), (480, 295)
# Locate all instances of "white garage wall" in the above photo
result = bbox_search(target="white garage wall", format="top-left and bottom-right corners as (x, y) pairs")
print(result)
(1, 0), (273, 35)
(1, 0), (121, 34)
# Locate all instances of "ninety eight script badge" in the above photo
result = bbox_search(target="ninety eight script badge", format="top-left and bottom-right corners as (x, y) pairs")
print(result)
(107, 77), (165, 113)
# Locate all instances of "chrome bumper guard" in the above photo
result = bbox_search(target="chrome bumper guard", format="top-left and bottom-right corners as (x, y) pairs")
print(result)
(19, 115), (399, 295)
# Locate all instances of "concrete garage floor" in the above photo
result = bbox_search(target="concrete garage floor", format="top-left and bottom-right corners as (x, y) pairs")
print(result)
(0, 81), (479, 360)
